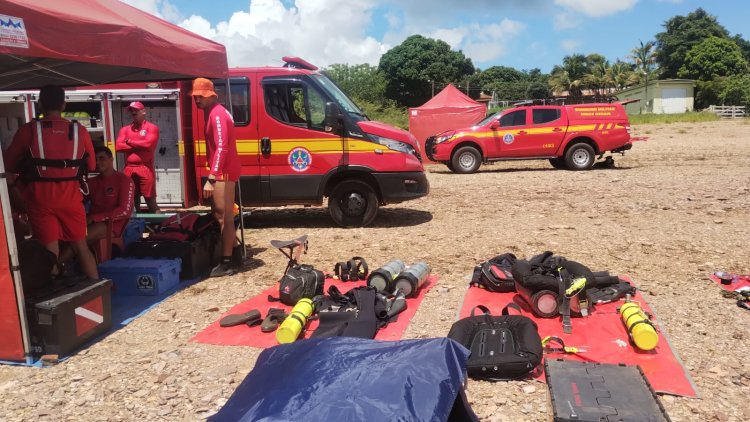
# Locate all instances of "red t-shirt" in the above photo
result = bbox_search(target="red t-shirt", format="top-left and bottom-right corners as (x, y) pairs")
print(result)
(3, 116), (96, 206)
(87, 171), (135, 223)
(204, 103), (241, 180)
(115, 120), (159, 167)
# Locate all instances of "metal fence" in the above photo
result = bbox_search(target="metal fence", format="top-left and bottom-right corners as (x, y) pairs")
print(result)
(707, 105), (746, 119)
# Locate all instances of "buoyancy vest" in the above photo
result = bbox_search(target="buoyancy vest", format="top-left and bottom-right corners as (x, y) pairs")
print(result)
(21, 120), (88, 182)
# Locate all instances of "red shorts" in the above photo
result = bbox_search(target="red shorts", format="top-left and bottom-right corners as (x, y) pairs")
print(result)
(124, 165), (156, 198)
(28, 202), (87, 244)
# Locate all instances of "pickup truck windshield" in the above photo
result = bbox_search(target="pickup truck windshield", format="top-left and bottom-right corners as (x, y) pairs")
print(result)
(312, 74), (367, 121)
(477, 112), (500, 126)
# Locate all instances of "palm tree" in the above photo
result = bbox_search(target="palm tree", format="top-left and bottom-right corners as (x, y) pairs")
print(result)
(629, 40), (658, 112)
(549, 54), (588, 102)
(608, 61), (635, 91)
(629, 40), (657, 85)
(584, 61), (611, 97)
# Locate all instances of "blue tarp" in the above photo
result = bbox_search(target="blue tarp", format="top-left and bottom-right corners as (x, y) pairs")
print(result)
(210, 337), (474, 422)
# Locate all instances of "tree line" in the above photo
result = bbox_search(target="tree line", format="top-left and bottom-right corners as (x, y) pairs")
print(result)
(323, 8), (750, 116)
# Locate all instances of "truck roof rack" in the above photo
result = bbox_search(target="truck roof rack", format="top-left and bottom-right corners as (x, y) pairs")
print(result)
(282, 57), (318, 71)
(513, 100), (534, 107)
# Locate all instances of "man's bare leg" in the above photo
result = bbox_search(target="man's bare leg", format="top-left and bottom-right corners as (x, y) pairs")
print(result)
(209, 180), (237, 276)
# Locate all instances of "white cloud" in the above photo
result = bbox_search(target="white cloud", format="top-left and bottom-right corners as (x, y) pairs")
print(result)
(560, 39), (582, 52)
(554, 12), (579, 30)
(121, 0), (182, 22)
(176, 0), (385, 67)
(554, 0), (638, 18)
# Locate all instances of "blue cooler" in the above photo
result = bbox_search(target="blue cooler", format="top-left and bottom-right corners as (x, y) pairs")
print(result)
(98, 258), (181, 296)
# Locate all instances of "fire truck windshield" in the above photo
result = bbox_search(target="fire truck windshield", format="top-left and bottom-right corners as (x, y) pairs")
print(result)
(312, 74), (368, 121)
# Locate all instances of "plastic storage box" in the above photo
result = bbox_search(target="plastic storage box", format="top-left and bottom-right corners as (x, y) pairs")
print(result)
(98, 258), (181, 296)
(26, 278), (113, 357)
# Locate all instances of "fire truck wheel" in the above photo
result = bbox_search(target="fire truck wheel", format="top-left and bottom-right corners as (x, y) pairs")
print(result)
(328, 180), (379, 227)
(564, 143), (595, 170)
(451, 146), (481, 174)
(548, 158), (567, 169)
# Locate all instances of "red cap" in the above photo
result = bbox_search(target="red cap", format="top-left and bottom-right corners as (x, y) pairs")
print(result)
(126, 101), (145, 111)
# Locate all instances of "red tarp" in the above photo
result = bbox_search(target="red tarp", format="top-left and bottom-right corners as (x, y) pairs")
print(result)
(408, 84), (487, 163)
(191, 276), (438, 348)
(709, 273), (750, 292)
(0, 0), (228, 89)
(458, 277), (698, 398)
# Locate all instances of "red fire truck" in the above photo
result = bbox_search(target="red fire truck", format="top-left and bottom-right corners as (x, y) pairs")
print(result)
(0, 57), (429, 227)
(425, 102), (637, 173)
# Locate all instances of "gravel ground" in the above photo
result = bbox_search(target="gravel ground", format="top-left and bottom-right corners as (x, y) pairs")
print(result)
(1, 119), (749, 421)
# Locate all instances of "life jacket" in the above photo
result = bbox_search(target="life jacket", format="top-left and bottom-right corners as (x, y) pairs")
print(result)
(20, 119), (88, 182)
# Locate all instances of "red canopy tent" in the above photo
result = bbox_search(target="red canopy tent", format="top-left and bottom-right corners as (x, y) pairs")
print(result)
(0, 0), (228, 363)
(0, 0), (228, 89)
(409, 84), (487, 163)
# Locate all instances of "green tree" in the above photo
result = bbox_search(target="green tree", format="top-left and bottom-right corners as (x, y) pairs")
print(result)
(655, 8), (730, 78)
(525, 81), (552, 100)
(607, 61), (635, 91)
(678, 37), (749, 80)
(719, 74), (750, 107)
(629, 40), (658, 85)
(731, 34), (750, 63)
(549, 54), (588, 102)
(378, 35), (475, 107)
(323, 63), (387, 104)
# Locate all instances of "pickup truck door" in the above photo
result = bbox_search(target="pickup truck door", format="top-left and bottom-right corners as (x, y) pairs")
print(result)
(522, 107), (567, 156)
(492, 109), (530, 157)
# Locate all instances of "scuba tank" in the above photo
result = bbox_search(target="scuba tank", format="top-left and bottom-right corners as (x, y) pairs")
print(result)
(392, 262), (431, 298)
(367, 260), (406, 293)
(276, 298), (314, 344)
(618, 295), (659, 351)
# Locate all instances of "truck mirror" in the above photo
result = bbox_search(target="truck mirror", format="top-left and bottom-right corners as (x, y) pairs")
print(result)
(325, 102), (343, 133)
(489, 119), (500, 130)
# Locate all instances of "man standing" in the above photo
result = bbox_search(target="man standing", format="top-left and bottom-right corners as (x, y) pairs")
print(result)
(3, 85), (98, 280)
(190, 78), (242, 277)
(58, 146), (135, 265)
(115, 101), (160, 213)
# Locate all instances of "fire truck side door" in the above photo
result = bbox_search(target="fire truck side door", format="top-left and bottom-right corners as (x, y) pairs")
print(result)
(258, 77), (340, 203)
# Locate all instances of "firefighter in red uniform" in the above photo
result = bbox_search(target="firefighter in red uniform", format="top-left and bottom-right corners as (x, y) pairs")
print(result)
(190, 78), (242, 277)
(58, 146), (135, 265)
(3, 85), (98, 280)
(115, 101), (160, 213)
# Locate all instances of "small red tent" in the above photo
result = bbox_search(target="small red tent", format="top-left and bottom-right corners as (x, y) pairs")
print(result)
(409, 84), (487, 163)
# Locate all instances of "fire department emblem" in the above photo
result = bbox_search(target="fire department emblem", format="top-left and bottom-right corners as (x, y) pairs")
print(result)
(288, 147), (312, 172)
(137, 274), (154, 290)
(139, 129), (147, 136)
(503, 133), (514, 144)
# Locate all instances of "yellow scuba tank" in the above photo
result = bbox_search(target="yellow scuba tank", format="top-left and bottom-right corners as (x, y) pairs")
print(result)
(619, 297), (659, 351)
(276, 298), (314, 344)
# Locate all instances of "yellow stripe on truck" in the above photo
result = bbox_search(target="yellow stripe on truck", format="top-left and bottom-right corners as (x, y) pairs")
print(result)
(193, 138), (399, 155)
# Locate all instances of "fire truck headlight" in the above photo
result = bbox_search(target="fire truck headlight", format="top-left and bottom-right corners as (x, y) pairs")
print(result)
(369, 135), (416, 156)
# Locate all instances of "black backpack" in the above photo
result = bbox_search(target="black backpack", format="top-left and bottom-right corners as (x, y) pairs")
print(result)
(149, 212), (219, 242)
(447, 304), (542, 381)
(276, 264), (325, 306)
(470, 253), (517, 292)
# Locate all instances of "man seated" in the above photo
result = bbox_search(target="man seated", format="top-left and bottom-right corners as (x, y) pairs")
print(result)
(59, 147), (135, 264)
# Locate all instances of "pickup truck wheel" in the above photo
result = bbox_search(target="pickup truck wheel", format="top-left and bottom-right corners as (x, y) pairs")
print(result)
(451, 146), (481, 174)
(564, 143), (595, 170)
(328, 180), (379, 227)
(549, 158), (566, 169)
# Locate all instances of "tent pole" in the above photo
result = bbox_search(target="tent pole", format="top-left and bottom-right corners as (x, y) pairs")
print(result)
(0, 155), (33, 364)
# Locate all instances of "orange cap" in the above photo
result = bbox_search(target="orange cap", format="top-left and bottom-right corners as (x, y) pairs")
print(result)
(190, 77), (217, 97)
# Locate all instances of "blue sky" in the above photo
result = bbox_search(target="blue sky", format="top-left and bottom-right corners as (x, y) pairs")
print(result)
(125, 0), (749, 73)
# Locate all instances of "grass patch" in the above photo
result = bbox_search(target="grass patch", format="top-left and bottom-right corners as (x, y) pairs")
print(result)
(628, 112), (720, 125)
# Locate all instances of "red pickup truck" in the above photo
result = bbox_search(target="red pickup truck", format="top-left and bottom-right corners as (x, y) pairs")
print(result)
(425, 102), (637, 172)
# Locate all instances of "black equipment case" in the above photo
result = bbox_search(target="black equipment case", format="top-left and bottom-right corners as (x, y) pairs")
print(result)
(545, 359), (671, 422)
(26, 278), (113, 357)
(125, 231), (221, 280)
